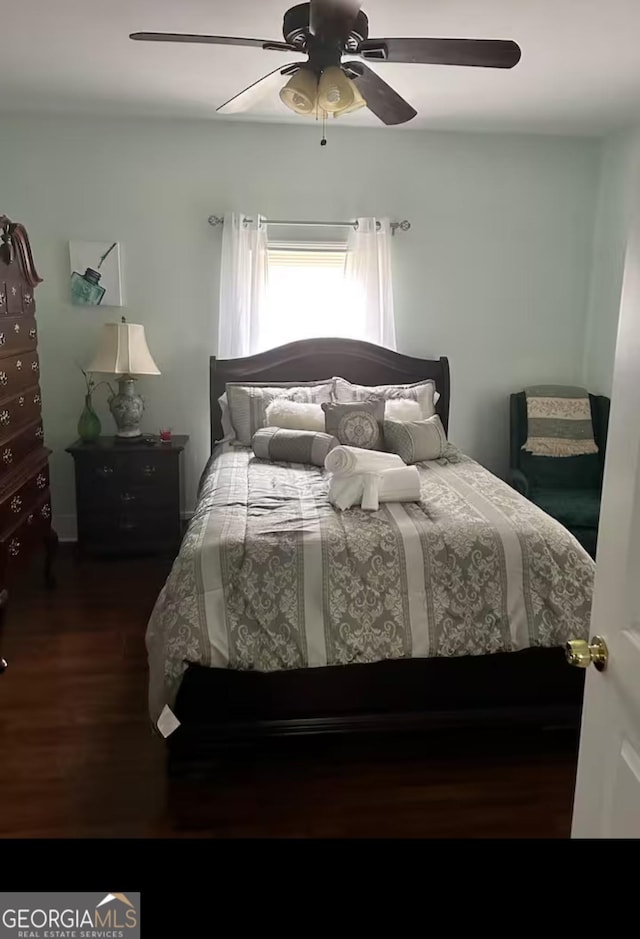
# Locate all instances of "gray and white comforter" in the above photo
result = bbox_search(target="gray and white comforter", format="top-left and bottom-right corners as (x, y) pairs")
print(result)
(146, 444), (594, 722)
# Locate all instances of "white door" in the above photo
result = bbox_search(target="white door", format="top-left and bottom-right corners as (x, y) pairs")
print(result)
(571, 165), (640, 839)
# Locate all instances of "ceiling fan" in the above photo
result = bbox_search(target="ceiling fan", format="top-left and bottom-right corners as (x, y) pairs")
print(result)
(130, 0), (521, 127)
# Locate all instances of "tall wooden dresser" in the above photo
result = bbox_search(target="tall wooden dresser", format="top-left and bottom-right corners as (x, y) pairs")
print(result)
(0, 216), (57, 672)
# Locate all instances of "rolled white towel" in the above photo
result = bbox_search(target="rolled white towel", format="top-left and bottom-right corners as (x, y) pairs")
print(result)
(325, 446), (404, 477)
(378, 466), (421, 505)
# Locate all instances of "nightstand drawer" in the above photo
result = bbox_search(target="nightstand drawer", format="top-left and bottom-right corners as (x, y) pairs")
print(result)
(77, 507), (181, 555)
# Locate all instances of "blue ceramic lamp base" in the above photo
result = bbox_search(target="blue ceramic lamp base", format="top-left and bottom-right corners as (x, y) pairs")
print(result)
(109, 375), (145, 438)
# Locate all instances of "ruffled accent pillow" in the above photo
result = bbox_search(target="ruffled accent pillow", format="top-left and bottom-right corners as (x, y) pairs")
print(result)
(384, 415), (448, 465)
(265, 399), (325, 433)
(252, 427), (339, 467)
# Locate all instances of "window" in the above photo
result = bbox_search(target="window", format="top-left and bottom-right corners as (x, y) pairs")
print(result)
(262, 241), (365, 351)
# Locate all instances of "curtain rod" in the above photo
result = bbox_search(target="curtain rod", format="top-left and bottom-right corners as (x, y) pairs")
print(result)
(208, 216), (411, 236)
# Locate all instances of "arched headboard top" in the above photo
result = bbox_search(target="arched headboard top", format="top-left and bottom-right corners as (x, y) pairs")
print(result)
(210, 337), (450, 451)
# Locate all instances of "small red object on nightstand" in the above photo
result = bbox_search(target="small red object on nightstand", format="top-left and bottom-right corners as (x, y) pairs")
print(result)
(159, 428), (173, 443)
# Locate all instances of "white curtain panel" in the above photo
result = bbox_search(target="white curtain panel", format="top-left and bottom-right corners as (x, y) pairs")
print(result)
(345, 217), (397, 351)
(218, 212), (268, 358)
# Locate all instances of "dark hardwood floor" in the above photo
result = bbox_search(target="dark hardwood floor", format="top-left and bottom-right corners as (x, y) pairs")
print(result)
(0, 548), (579, 839)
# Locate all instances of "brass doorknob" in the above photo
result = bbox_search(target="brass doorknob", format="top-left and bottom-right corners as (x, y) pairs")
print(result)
(565, 636), (609, 672)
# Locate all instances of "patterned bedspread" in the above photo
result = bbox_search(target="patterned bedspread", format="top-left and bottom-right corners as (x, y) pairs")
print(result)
(146, 444), (594, 722)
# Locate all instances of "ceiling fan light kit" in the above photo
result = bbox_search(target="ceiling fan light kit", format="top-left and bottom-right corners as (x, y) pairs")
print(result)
(130, 0), (521, 133)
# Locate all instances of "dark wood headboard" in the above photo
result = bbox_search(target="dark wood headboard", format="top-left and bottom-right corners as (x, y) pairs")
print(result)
(210, 337), (450, 452)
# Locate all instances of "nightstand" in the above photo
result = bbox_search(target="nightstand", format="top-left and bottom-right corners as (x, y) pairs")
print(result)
(66, 436), (188, 557)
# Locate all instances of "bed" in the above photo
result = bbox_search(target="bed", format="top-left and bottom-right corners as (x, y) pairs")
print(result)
(147, 338), (592, 771)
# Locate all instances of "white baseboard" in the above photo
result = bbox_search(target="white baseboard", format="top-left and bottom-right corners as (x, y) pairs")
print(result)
(53, 512), (194, 544)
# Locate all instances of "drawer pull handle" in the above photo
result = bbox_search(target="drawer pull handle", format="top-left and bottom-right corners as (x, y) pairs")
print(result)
(41, 504), (51, 520)
(36, 473), (47, 489)
(18, 396), (24, 407)
(0, 411), (10, 426)
(35, 427), (44, 441)
(29, 327), (37, 340)
(143, 465), (157, 477)
(31, 361), (39, 372)
(120, 492), (136, 504)
(33, 394), (41, 405)
(14, 323), (19, 334)
(10, 287), (17, 297)
(8, 539), (20, 557)
(2, 448), (12, 464)
(0, 373), (7, 386)
(0, 334), (5, 346)
(10, 496), (22, 514)
(97, 465), (114, 478)
(15, 359), (22, 371)
(0, 294), (4, 307)
(24, 294), (33, 305)
(27, 513), (34, 526)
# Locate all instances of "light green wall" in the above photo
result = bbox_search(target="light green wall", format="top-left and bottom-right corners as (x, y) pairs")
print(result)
(583, 131), (640, 396)
(0, 115), (601, 537)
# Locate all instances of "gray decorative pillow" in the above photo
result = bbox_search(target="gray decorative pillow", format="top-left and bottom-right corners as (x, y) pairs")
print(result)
(252, 427), (339, 467)
(333, 376), (440, 418)
(384, 415), (448, 464)
(322, 401), (385, 451)
(226, 379), (335, 446)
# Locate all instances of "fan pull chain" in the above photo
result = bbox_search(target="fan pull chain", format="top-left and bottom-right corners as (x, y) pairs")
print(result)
(321, 109), (327, 148)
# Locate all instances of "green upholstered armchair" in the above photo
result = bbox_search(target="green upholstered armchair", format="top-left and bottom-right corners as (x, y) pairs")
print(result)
(509, 392), (610, 558)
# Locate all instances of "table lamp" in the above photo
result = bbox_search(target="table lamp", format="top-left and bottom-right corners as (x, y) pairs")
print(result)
(87, 317), (161, 439)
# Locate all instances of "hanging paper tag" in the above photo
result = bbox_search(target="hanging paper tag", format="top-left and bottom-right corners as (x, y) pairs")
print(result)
(157, 705), (181, 739)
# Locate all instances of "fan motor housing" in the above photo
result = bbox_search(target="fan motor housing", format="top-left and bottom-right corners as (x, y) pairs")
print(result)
(283, 3), (369, 51)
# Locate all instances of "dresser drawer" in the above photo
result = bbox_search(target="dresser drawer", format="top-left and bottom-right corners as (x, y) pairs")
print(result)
(0, 492), (51, 583)
(0, 277), (36, 316)
(0, 316), (38, 355)
(0, 462), (49, 536)
(0, 385), (42, 445)
(0, 350), (40, 397)
(0, 421), (46, 482)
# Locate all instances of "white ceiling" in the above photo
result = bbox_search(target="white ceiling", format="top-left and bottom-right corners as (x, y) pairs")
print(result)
(1, 0), (640, 135)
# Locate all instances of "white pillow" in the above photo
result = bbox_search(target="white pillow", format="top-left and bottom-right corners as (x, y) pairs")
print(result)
(265, 399), (325, 433)
(384, 399), (423, 422)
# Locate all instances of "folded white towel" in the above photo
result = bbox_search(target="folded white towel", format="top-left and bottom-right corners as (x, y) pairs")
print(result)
(328, 475), (366, 511)
(325, 446), (404, 477)
(329, 466), (421, 512)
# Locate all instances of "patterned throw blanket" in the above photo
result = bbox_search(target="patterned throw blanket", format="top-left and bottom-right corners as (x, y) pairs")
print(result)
(522, 385), (599, 458)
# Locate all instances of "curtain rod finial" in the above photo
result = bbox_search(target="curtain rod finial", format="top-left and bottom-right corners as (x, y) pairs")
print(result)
(390, 221), (411, 237)
(209, 215), (224, 228)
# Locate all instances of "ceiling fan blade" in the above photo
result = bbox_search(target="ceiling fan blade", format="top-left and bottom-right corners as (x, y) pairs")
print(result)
(216, 63), (304, 115)
(344, 62), (417, 126)
(357, 38), (522, 69)
(310, 0), (363, 39)
(130, 32), (297, 53)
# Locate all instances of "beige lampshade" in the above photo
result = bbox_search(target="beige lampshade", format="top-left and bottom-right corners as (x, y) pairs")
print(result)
(87, 322), (161, 377)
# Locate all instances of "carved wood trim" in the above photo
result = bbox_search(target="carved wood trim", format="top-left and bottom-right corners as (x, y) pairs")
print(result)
(0, 216), (43, 288)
